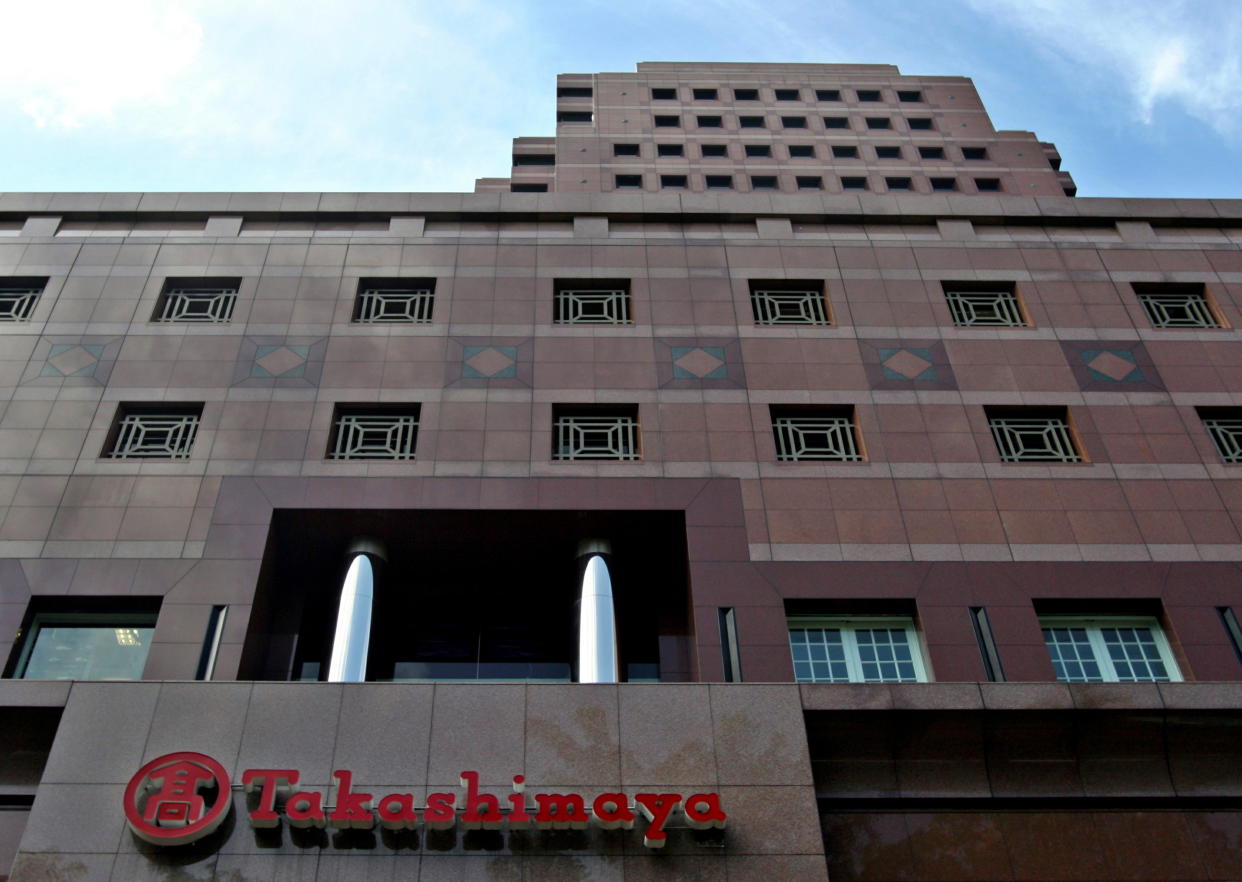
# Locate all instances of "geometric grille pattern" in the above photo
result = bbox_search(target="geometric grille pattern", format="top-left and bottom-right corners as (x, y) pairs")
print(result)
(1202, 415), (1242, 463)
(944, 289), (1026, 326)
(354, 284), (435, 323)
(108, 410), (201, 459)
(1136, 289), (1221, 328)
(0, 283), (44, 321)
(1041, 620), (1174, 683)
(988, 414), (1081, 462)
(553, 411), (640, 461)
(750, 287), (830, 325)
(773, 412), (862, 461)
(329, 412), (419, 460)
(789, 621), (923, 683)
(554, 287), (631, 324)
(155, 285), (238, 322)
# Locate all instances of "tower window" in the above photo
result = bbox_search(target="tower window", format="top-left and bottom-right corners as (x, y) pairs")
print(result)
(653, 115), (680, 127)
(329, 405), (420, 461)
(962, 147), (989, 160)
(823, 116), (849, 129)
(1041, 617), (1179, 683)
(1133, 282), (1224, 328)
(841, 176), (868, 190)
(815, 89), (841, 101)
(651, 88), (676, 100)
(353, 278), (435, 323)
(986, 406), (1083, 463)
(705, 175), (733, 189)
(907, 117), (933, 130)
(856, 89), (882, 102)
(556, 111), (592, 123)
(874, 146), (901, 159)
(554, 279), (632, 324)
(153, 278), (239, 323)
(918, 146), (945, 159)
(1198, 407), (1242, 462)
(771, 406), (861, 461)
(660, 174), (688, 189)
(796, 176), (824, 190)
(885, 176), (913, 191)
(553, 405), (640, 461)
(774, 88), (801, 101)
(700, 144), (728, 157)
(744, 144), (772, 157)
(614, 174), (642, 189)
(734, 88), (759, 100)
(781, 116), (808, 129)
(865, 117), (891, 129)
(832, 145), (859, 158)
(739, 116), (766, 128)
(613, 143), (641, 156)
(897, 90), (922, 102)
(930, 177), (957, 191)
(750, 175), (778, 190)
(788, 145), (815, 158)
(750, 280), (830, 325)
(692, 88), (718, 100)
(697, 115), (723, 128)
(974, 177), (1001, 192)
(106, 403), (203, 460)
(789, 617), (927, 683)
(656, 143), (685, 157)
(943, 282), (1028, 327)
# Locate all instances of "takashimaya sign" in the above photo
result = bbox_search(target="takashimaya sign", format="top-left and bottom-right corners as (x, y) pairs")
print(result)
(124, 752), (727, 849)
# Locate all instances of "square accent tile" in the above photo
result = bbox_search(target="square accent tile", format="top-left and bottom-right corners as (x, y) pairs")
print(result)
(671, 346), (728, 379)
(877, 347), (936, 382)
(463, 345), (518, 379)
(232, 337), (327, 388)
(657, 338), (745, 389)
(859, 339), (957, 391)
(445, 338), (532, 388)
(252, 345), (310, 378)
(1061, 341), (1164, 392)
(43, 344), (104, 377)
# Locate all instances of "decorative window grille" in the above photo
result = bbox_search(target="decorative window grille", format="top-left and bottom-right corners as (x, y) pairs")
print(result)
(0, 278), (47, 321)
(789, 618), (927, 683)
(772, 407), (862, 461)
(107, 405), (203, 460)
(1133, 283), (1223, 328)
(553, 407), (640, 461)
(329, 407), (420, 460)
(1198, 407), (1242, 463)
(154, 279), (239, 323)
(1040, 617), (1180, 683)
(353, 278), (435, 323)
(987, 408), (1082, 462)
(553, 280), (631, 324)
(943, 284), (1027, 326)
(750, 280), (830, 325)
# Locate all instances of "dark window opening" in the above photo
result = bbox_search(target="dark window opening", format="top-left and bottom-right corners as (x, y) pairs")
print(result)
(897, 90), (922, 102)
(788, 145), (815, 158)
(739, 115), (766, 128)
(918, 146), (945, 159)
(885, 177), (913, 191)
(734, 88), (759, 100)
(692, 88), (718, 100)
(660, 174), (688, 189)
(557, 86), (592, 98)
(775, 88), (801, 101)
(513, 154), (555, 166)
(874, 146), (901, 159)
(841, 176), (868, 190)
(975, 177), (1001, 192)
(557, 111), (592, 123)
(907, 117), (933, 130)
(615, 174), (642, 189)
(613, 143), (640, 156)
(796, 176), (824, 190)
(700, 144), (728, 157)
(706, 175), (733, 189)
(962, 146), (988, 160)
(510, 183), (548, 193)
(930, 177), (957, 191)
(781, 116), (808, 128)
(656, 143), (685, 157)
(816, 89), (841, 101)
(823, 116), (849, 129)
(744, 144), (772, 157)
(865, 117), (892, 129)
(654, 115), (680, 127)
(832, 145), (859, 158)
(697, 115), (723, 128)
(750, 175), (779, 190)
(856, 89), (882, 101)
(651, 88), (676, 100)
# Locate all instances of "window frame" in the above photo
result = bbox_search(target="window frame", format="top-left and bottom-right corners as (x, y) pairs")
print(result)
(942, 282), (1030, 328)
(1198, 407), (1242, 463)
(552, 405), (641, 462)
(1039, 616), (1182, 683)
(788, 616), (929, 684)
(12, 610), (158, 681)
(771, 405), (864, 462)
(104, 403), (203, 461)
(986, 406), (1085, 464)
(353, 278), (436, 324)
(152, 278), (240, 323)
(328, 404), (421, 461)
(0, 277), (48, 322)
(1133, 282), (1227, 329)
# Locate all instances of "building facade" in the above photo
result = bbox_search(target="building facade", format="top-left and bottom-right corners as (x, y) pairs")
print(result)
(2, 62), (1241, 881)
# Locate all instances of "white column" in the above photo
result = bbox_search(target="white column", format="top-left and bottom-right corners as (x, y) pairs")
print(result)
(577, 539), (619, 684)
(327, 537), (385, 683)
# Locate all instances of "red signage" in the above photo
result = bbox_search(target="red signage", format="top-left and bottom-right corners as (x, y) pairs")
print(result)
(126, 753), (727, 849)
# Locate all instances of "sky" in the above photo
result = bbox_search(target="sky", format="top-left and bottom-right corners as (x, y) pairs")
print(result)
(0, 0), (1239, 198)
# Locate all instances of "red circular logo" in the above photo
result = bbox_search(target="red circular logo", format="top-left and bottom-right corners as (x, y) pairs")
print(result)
(123, 752), (231, 845)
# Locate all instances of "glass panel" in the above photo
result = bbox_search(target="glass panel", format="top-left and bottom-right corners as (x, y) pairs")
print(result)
(789, 627), (849, 682)
(23, 624), (154, 680)
(854, 628), (918, 682)
(1042, 626), (1102, 682)
(1101, 627), (1170, 682)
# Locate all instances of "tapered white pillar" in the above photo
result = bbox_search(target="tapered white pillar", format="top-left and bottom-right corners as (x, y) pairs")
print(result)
(577, 539), (618, 684)
(328, 538), (385, 683)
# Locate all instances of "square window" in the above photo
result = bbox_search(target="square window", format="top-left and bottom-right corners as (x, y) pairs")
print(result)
(789, 617), (926, 683)
(554, 279), (632, 324)
(734, 88), (759, 100)
(153, 278), (240, 323)
(9, 602), (160, 680)
(651, 87), (676, 100)
(918, 146), (945, 159)
(692, 88), (718, 100)
(962, 147), (988, 160)
(796, 176), (823, 190)
(749, 279), (830, 325)
(775, 88), (801, 101)
(930, 177), (957, 191)
(106, 403), (203, 460)
(615, 174), (642, 189)
(697, 115), (723, 128)
(943, 282), (1028, 327)
(874, 146), (901, 159)
(553, 405), (640, 461)
(556, 111), (592, 123)
(509, 183), (547, 193)
(986, 406), (1083, 463)
(750, 175), (778, 190)
(823, 116), (849, 129)
(0, 277), (47, 322)
(739, 115), (766, 128)
(781, 115), (808, 128)
(705, 175), (733, 189)
(788, 144), (815, 158)
(841, 176), (868, 190)
(700, 144), (729, 157)
(329, 404), (420, 460)
(1198, 407), (1242, 462)
(815, 89), (841, 101)
(974, 177), (1001, 192)
(831, 145), (859, 158)
(1133, 282), (1224, 328)
(354, 278), (435, 323)
(771, 405), (861, 461)
(654, 115), (680, 127)
(856, 89), (882, 101)
(865, 117), (892, 129)
(557, 86), (592, 98)
(907, 117), (933, 130)
(656, 143), (684, 157)
(613, 143), (640, 156)
(885, 176), (913, 191)
(744, 144), (772, 157)
(898, 90), (922, 102)
(1040, 617), (1180, 683)
(660, 174), (688, 189)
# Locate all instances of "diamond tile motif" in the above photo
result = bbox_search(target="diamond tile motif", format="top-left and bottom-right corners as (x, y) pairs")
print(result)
(252, 345), (309, 378)
(463, 346), (517, 379)
(42, 344), (104, 377)
(671, 346), (727, 379)
(1083, 349), (1143, 383)
(879, 348), (936, 381)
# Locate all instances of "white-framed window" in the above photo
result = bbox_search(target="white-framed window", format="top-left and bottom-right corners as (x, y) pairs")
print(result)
(12, 611), (157, 680)
(788, 617), (928, 683)
(1040, 616), (1181, 683)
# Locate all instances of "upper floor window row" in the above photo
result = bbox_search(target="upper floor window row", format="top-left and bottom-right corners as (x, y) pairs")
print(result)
(650, 114), (934, 131)
(651, 87), (923, 104)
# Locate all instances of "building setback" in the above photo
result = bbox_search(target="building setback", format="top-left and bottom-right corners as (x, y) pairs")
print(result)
(1, 62), (1241, 880)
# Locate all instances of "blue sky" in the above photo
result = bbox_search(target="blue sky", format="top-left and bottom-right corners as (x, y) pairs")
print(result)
(1, 0), (1239, 197)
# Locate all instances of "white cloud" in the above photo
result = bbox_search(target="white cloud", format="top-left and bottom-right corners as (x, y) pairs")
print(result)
(969, 0), (1242, 139)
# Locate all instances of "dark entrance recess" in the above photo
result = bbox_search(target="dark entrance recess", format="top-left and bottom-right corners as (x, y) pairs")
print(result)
(241, 510), (691, 683)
